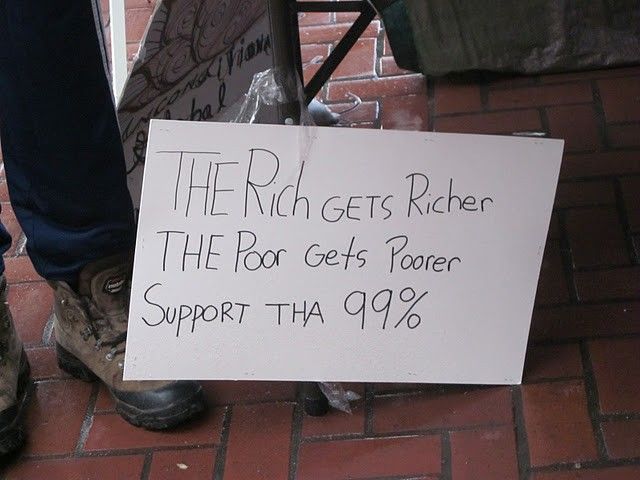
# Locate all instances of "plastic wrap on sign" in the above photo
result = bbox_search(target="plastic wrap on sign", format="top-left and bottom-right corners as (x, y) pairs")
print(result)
(218, 67), (319, 169)
(319, 383), (361, 414)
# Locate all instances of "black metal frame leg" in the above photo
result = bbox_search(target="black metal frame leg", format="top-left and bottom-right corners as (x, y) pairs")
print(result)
(295, 1), (377, 104)
(302, 381), (330, 416)
(267, 0), (398, 417)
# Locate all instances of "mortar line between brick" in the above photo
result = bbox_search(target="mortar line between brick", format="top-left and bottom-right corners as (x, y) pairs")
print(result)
(531, 333), (640, 347)
(330, 73), (425, 85)
(552, 203), (620, 214)
(606, 120), (640, 127)
(373, 100), (382, 130)
(579, 341), (608, 460)
(371, 386), (427, 396)
(364, 383), (375, 434)
(426, 78), (436, 132)
(71, 443), (219, 459)
(4, 279), (49, 287)
(438, 99), (604, 118)
(557, 210), (580, 302)
(601, 411), (640, 421)
(561, 173), (640, 183)
(329, 73), (389, 83)
(566, 145), (640, 155)
(565, 295), (640, 305)
(590, 79), (610, 151)
(218, 398), (300, 407)
(16, 449), (150, 463)
(440, 431), (452, 480)
(213, 405), (233, 480)
(521, 375), (584, 385)
(538, 106), (550, 135)
(301, 422), (512, 443)
(74, 382), (100, 455)
(139, 451), (153, 480)
(512, 386), (532, 480)
(375, 24), (385, 69)
(434, 106), (545, 119)
(534, 297), (639, 310)
(14, 234), (27, 257)
(570, 263), (640, 274)
(42, 312), (55, 345)
(530, 456), (640, 473)
(500, 99), (597, 112)
(613, 178), (639, 265)
(287, 388), (305, 480)
(332, 475), (439, 480)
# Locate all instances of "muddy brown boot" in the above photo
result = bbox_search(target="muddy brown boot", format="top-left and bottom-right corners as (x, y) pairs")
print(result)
(0, 276), (31, 457)
(50, 254), (205, 430)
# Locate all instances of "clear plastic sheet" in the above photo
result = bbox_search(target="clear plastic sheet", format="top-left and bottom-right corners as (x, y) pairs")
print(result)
(228, 67), (357, 414)
(218, 67), (319, 170)
(232, 68), (306, 125)
(319, 383), (362, 414)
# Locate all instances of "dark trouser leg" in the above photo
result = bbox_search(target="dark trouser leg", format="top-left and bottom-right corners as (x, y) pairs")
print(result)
(0, 0), (135, 285)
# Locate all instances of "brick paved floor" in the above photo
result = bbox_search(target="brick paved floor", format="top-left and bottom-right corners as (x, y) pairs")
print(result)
(2, 2), (640, 479)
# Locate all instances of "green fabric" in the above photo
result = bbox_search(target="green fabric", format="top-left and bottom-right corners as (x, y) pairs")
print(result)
(382, 0), (640, 75)
(380, 1), (419, 72)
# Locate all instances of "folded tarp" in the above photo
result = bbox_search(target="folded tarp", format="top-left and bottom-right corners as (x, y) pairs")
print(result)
(382, 0), (640, 75)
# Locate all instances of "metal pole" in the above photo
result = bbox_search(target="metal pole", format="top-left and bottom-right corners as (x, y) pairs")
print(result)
(266, 0), (303, 124)
(265, 0), (329, 417)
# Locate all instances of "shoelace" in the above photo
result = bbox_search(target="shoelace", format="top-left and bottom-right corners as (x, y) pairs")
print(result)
(97, 331), (127, 361)
(77, 295), (128, 361)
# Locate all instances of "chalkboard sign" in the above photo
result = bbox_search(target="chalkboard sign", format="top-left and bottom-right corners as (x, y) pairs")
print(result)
(124, 120), (563, 385)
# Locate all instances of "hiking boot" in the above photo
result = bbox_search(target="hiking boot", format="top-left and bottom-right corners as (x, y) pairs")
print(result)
(49, 254), (205, 430)
(0, 276), (31, 457)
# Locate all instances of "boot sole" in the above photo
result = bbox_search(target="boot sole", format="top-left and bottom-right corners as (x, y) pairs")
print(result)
(56, 344), (205, 431)
(0, 352), (32, 457)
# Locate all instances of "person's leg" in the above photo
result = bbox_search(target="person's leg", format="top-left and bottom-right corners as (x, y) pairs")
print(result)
(0, 0), (134, 285)
(0, 0), (31, 458)
(0, 276), (30, 457)
(0, 0), (205, 440)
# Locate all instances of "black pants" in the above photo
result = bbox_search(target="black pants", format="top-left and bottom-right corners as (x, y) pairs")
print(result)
(0, 0), (134, 283)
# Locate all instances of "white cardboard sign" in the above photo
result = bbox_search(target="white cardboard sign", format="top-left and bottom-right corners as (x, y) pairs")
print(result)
(124, 119), (563, 384)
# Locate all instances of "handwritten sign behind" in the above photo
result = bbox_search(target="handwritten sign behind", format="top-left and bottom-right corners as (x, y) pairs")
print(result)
(117, 0), (274, 212)
(124, 120), (563, 384)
